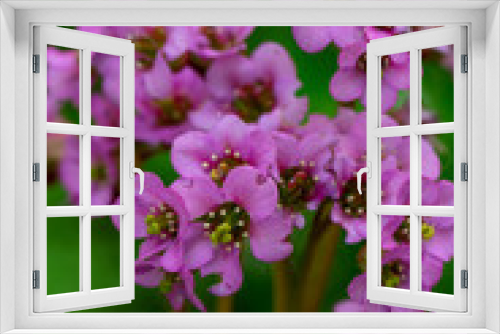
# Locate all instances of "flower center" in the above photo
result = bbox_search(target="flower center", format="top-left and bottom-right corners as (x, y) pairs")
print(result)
(200, 26), (239, 51)
(159, 271), (181, 294)
(232, 80), (276, 123)
(91, 162), (108, 183)
(381, 260), (408, 288)
(145, 203), (179, 239)
(278, 164), (318, 212)
(393, 218), (436, 244)
(133, 27), (168, 70)
(356, 53), (390, 73)
(154, 96), (193, 127)
(196, 202), (250, 251)
(340, 176), (366, 218)
(201, 149), (245, 186)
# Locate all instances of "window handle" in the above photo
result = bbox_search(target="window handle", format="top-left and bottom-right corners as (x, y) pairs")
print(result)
(129, 162), (144, 195)
(357, 162), (371, 195)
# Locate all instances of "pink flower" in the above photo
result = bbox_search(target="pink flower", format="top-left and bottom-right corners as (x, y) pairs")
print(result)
(173, 166), (291, 296)
(204, 42), (307, 130)
(135, 53), (210, 144)
(171, 115), (278, 185)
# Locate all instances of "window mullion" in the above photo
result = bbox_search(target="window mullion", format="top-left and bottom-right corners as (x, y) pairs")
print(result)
(409, 48), (420, 294)
(81, 48), (92, 294)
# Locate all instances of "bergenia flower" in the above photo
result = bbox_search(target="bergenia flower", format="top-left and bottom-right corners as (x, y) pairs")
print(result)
(171, 115), (278, 185)
(135, 259), (206, 311)
(165, 26), (255, 60)
(80, 26), (172, 70)
(330, 41), (410, 112)
(335, 246), (443, 313)
(271, 130), (335, 229)
(327, 109), (433, 242)
(292, 26), (410, 53)
(135, 53), (210, 144)
(173, 166), (290, 296)
(382, 177), (454, 262)
(292, 26), (364, 53)
(205, 42), (308, 130)
(291, 27), (414, 112)
(135, 232), (214, 312)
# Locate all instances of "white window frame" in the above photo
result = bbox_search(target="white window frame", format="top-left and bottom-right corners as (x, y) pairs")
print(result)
(365, 26), (468, 312)
(32, 26), (136, 313)
(0, 1), (499, 333)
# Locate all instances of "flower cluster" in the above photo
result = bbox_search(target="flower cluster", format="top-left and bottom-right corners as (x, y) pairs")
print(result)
(46, 26), (454, 312)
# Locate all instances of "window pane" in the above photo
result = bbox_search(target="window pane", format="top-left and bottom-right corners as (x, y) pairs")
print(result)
(91, 137), (121, 206)
(421, 45), (454, 124)
(47, 216), (80, 295)
(381, 136), (410, 205)
(420, 216), (454, 295)
(380, 51), (410, 127)
(48, 134), (80, 206)
(91, 216), (121, 290)
(381, 215), (410, 290)
(91, 52), (121, 127)
(47, 45), (80, 124)
(421, 133), (454, 206)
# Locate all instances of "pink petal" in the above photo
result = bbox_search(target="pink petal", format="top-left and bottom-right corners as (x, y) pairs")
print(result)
(171, 178), (224, 221)
(292, 27), (333, 53)
(143, 54), (172, 99)
(171, 131), (216, 179)
(249, 210), (293, 262)
(201, 249), (242, 296)
(330, 68), (365, 102)
(184, 237), (214, 270)
(222, 166), (278, 221)
(383, 64), (410, 90)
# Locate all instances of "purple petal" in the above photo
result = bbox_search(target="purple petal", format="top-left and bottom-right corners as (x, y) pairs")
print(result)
(223, 166), (278, 221)
(292, 27), (333, 53)
(143, 54), (172, 99)
(184, 237), (214, 270)
(383, 64), (410, 90)
(137, 238), (171, 262)
(330, 68), (365, 102)
(135, 264), (163, 288)
(171, 178), (224, 220)
(249, 210), (293, 262)
(171, 131), (216, 179)
(200, 249), (242, 296)
(179, 269), (206, 311)
(161, 242), (183, 272)
(338, 43), (365, 69)
(329, 27), (365, 47)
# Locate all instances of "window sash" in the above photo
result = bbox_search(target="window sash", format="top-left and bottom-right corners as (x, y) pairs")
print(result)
(32, 26), (136, 313)
(366, 26), (468, 312)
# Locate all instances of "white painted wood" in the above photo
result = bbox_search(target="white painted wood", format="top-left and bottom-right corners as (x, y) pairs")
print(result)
(373, 123), (454, 137)
(484, 3), (500, 333)
(33, 26), (135, 313)
(7, 5), (489, 332)
(3, 0), (496, 10)
(366, 26), (468, 312)
(46, 123), (129, 138)
(0, 2), (17, 333)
